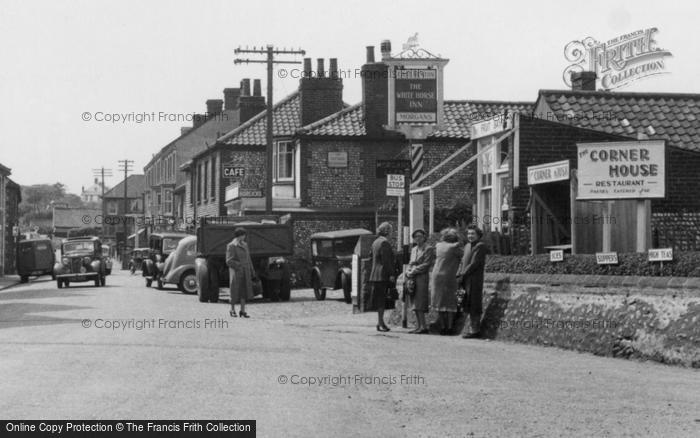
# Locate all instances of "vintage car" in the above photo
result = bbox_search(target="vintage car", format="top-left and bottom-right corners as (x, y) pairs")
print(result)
(129, 247), (150, 274)
(309, 228), (373, 303)
(17, 238), (55, 283)
(161, 235), (198, 294)
(53, 236), (107, 288)
(101, 245), (113, 275)
(143, 232), (189, 288)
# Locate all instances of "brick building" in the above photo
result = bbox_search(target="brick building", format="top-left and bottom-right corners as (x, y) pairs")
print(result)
(0, 163), (21, 276)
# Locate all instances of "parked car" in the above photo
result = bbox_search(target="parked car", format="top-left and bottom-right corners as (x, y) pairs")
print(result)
(129, 247), (150, 274)
(101, 245), (113, 275)
(53, 236), (107, 288)
(17, 238), (55, 283)
(161, 235), (198, 294)
(309, 229), (373, 303)
(143, 232), (189, 288)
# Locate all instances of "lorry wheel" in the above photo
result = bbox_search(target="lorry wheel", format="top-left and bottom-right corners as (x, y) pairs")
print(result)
(57, 279), (63, 289)
(64, 280), (70, 288)
(312, 274), (326, 301)
(280, 271), (291, 302)
(208, 265), (219, 303)
(341, 273), (352, 304)
(196, 258), (210, 303)
(20, 276), (28, 283)
(178, 270), (198, 294)
(51, 272), (56, 280)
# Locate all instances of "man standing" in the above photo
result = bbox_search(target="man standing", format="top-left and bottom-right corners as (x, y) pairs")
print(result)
(457, 226), (489, 338)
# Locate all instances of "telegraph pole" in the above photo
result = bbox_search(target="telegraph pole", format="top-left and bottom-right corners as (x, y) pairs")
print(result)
(234, 45), (305, 214)
(92, 167), (113, 241)
(117, 159), (134, 261)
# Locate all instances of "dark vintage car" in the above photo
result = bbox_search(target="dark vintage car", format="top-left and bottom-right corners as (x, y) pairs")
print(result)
(128, 247), (150, 274)
(161, 235), (198, 294)
(309, 229), (373, 303)
(143, 232), (189, 288)
(53, 236), (107, 288)
(17, 238), (55, 283)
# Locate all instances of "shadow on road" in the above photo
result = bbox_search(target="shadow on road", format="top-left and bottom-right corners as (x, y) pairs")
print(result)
(0, 288), (87, 301)
(0, 302), (90, 330)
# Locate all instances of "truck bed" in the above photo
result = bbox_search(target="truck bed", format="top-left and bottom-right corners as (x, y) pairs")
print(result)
(197, 223), (294, 258)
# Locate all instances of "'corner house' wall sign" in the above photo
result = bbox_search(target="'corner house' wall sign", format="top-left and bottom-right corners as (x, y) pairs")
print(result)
(576, 140), (665, 200)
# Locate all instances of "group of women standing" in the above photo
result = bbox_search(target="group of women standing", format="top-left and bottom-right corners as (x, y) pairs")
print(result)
(371, 222), (487, 337)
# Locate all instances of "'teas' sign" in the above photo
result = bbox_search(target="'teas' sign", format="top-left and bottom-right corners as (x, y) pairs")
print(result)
(223, 166), (245, 178)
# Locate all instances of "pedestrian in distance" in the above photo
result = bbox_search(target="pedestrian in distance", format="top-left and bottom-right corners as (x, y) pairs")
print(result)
(430, 228), (463, 335)
(369, 222), (396, 332)
(457, 225), (489, 339)
(226, 227), (256, 318)
(405, 228), (435, 334)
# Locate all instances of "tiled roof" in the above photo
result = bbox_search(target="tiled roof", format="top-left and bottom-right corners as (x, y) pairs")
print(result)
(219, 93), (300, 145)
(300, 100), (534, 139)
(538, 90), (700, 151)
(103, 174), (145, 199)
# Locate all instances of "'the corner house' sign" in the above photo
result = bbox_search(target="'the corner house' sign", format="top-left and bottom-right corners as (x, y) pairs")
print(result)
(576, 140), (665, 200)
(395, 68), (438, 123)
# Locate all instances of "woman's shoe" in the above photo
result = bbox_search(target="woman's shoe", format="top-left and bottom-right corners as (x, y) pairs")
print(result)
(376, 325), (390, 332)
(229, 310), (237, 317)
(239, 311), (250, 318)
(417, 328), (430, 334)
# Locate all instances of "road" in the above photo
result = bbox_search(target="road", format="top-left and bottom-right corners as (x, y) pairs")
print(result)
(0, 270), (698, 437)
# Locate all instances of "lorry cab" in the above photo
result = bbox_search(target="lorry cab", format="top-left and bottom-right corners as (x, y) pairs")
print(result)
(17, 238), (55, 283)
(310, 229), (373, 303)
(143, 232), (189, 288)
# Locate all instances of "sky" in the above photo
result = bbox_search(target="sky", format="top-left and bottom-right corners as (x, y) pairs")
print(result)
(1, 0), (698, 194)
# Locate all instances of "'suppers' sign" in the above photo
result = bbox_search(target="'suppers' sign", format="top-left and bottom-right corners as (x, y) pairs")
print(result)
(576, 140), (665, 200)
(395, 68), (437, 123)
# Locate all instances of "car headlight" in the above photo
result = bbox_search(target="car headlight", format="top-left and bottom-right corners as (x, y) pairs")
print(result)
(155, 255), (162, 262)
(83, 256), (92, 265)
(62, 257), (69, 265)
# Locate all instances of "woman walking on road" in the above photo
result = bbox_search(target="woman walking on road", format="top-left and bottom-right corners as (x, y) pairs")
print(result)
(369, 222), (396, 332)
(430, 228), (463, 335)
(405, 228), (435, 334)
(226, 227), (256, 318)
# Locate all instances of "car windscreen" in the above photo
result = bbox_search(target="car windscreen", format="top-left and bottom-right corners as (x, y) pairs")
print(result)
(312, 240), (334, 257)
(334, 238), (358, 257)
(162, 238), (181, 253)
(63, 241), (94, 253)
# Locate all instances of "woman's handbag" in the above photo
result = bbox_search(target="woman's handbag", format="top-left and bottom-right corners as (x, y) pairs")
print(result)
(405, 278), (416, 298)
(385, 285), (399, 309)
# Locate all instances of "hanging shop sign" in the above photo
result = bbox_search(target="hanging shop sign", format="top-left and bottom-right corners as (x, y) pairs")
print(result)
(527, 160), (570, 185)
(576, 140), (665, 200)
(394, 68), (438, 123)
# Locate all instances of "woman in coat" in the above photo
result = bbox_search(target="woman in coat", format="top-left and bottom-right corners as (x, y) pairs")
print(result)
(430, 228), (463, 335)
(369, 222), (396, 332)
(226, 227), (256, 318)
(405, 228), (435, 334)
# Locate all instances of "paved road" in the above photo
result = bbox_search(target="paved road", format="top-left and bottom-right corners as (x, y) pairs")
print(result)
(1, 270), (698, 437)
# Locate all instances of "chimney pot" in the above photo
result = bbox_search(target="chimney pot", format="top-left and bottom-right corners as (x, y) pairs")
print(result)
(303, 58), (312, 75)
(317, 58), (325, 78)
(240, 79), (251, 96)
(571, 71), (597, 91)
(366, 46), (375, 63)
(329, 58), (338, 79)
(253, 79), (262, 96)
(380, 40), (392, 60)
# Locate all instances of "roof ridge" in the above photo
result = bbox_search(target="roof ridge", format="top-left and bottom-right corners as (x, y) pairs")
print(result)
(539, 89), (700, 99)
(299, 102), (363, 132)
(218, 91), (300, 143)
(445, 99), (535, 105)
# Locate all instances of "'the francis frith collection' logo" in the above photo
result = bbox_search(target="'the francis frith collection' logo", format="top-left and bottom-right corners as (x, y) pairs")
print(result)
(563, 28), (672, 90)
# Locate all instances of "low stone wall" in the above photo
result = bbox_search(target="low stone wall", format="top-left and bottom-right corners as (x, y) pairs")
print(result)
(388, 274), (700, 368)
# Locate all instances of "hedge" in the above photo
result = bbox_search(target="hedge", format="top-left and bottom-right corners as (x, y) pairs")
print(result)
(485, 252), (700, 277)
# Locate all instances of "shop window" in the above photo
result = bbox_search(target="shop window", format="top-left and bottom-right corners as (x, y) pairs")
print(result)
(274, 141), (295, 182)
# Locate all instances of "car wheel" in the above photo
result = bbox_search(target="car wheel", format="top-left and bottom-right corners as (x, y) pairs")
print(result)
(106, 269), (111, 275)
(20, 275), (29, 283)
(312, 274), (326, 301)
(100, 274), (106, 287)
(64, 280), (70, 288)
(157, 277), (163, 290)
(209, 266), (219, 303)
(94, 276), (101, 287)
(178, 270), (198, 294)
(51, 272), (56, 280)
(341, 272), (352, 304)
(57, 279), (63, 289)
(146, 279), (152, 287)
(280, 270), (291, 302)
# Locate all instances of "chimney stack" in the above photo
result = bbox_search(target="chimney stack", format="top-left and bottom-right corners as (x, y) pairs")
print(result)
(362, 43), (389, 137)
(223, 88), (240, 110)
(193, 113), (207, 129)
(366, 46), (375, 63)
(571, 71), (597, 91)
(206, 99), (223, 115)
(380, 40), (392, 60)
(329, 58), (338, 79)
(303, 58), (312, 77)
(299, 57), (344, 126)
(238, 78), (265, 124)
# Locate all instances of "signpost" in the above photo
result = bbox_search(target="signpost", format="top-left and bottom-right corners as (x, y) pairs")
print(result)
(648, 248), (673, 262)
(386, 174), (405, 197)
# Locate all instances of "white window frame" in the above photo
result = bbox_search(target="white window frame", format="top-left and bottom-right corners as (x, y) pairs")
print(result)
(273, 140), (295, 182)
(477, 137), (510, 232)
(163, 189), (173, 215)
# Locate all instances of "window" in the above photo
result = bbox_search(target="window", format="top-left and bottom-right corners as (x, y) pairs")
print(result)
(156, 191), (162, 213)
(210, 155), (216, 200)
(478, 136), (510, 232)
(163, 189), (172, 215)
(107, 201), (117, 215)
(203, 161), (209, 203)
(274, 141), (294, 181)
